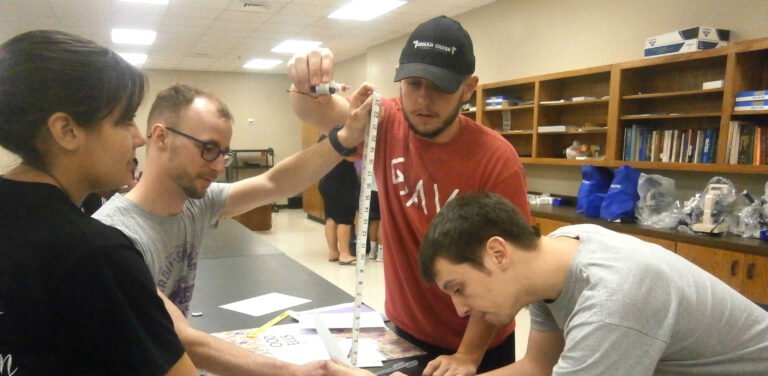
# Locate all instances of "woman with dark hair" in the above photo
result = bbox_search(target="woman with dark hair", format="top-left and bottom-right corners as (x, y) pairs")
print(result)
(0, 30), (196, 375)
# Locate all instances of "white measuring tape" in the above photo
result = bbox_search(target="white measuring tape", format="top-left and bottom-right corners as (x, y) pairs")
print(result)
(349, 92), (381, 365)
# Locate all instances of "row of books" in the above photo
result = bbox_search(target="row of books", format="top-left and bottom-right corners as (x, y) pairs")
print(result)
(725, 121), (768, 165)
(622, 125), (718, 163)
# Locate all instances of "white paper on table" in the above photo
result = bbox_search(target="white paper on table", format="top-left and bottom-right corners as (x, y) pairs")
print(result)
(315, 314), (350, 364)
(339, 339), (385, 368)
(256, 323), (384, 367)
(219, 292), (310, 317)
(259, 324), (329, 365)
(298, 312), (386, 329)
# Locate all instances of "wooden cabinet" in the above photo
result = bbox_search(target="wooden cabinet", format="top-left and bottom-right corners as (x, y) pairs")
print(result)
(532, 216), (571, 235)
(473, 37), (768, 174)
(742, 253), (768, 304)
(677, 242), (768, 304)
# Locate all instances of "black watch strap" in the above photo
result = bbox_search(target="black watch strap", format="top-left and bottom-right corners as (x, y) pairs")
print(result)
(328, 125), (357, 157)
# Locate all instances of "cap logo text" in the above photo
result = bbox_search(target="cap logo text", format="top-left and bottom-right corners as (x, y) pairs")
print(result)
(412, 40), (457, 55)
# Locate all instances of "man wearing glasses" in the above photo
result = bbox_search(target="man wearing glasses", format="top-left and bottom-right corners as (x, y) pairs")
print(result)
(94, 83), (373, 376)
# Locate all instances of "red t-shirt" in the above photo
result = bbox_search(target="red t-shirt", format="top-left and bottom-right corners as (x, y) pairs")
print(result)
(375, 97), (532, 350)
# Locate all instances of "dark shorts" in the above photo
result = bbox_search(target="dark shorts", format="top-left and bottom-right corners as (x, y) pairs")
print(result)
(319, 186), (357, 225)
(369, 191), (380, 221)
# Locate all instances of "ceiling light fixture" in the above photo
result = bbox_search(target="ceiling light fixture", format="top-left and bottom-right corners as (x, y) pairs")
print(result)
(111, 28), (157, 45)
(117, 0), (169, 4)
(243, 58), (283, 70)
(271, 40), (322, 54)
(118, 52), (148, 66)
(328, 0), (406, 21)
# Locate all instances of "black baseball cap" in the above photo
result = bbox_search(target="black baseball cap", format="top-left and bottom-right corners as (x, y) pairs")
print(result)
(394, 16), (475, 94)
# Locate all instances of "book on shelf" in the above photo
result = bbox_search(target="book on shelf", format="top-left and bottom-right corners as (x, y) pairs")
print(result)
(734, 99), (768, 111)
(726, 121), (767, 165)
(735, 90), (768, 101)
(538, 125), (580, 133)
(571, 96), (596, 101)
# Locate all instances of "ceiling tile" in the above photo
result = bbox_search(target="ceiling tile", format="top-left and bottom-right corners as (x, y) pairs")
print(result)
(0, 0), (497, 71)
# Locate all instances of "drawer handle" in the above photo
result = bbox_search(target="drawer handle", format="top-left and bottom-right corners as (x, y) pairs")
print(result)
(746, 262), (755, 280)
(730, 260), (739, 276)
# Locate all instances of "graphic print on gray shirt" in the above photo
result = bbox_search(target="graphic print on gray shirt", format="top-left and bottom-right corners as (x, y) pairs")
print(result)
(94, 183), (229, 316)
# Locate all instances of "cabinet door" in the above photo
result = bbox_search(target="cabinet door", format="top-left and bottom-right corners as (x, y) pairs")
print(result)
(633, 234), (676, 252)
(742, 254), (768, 305)
(533, 217), (571, 235)
(676, 242), (743, 292)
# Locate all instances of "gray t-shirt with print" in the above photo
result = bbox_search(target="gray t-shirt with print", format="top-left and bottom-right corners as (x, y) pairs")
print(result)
(529, 224), (768, 375)
(94, 183), (229, 316)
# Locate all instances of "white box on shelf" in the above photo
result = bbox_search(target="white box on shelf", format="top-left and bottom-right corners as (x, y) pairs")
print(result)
(644, 27), (729, 58)
(702, 80), (724, 90)
(538, 125), (580, 133)
(645, 39), (728, 58)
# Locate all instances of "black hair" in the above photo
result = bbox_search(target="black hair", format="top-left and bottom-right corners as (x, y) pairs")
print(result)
(147, 83), (233, 133)
(419, 192), (540, 283)
(0, 30), (145, 170)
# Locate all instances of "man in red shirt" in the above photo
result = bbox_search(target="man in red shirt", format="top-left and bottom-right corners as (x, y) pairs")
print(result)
(288, 16), (531, 375)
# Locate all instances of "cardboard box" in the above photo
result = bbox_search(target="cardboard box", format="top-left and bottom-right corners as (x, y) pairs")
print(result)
(644, 27), (729, 58)
(234, 204), (273, 231)
(645, 39), (728, 58)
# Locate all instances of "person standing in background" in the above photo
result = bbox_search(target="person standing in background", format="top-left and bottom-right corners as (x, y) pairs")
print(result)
(318, 135), (360, 265)
(367, 178), (383, 262)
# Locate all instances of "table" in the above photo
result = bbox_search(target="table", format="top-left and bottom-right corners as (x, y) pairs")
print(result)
(190, 219), (427, 374)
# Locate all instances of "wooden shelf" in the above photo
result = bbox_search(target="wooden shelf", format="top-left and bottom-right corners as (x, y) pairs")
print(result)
(537, 128), (608, 135)
(474, 37), (768, 174)
(621, 112), (721, 120)
(539, 98), (609, 106)
(485, 104), (534, 111)
(523, 158), (611, 166)
(622, 88), (724, 100)
(732, 110), (768, 116)
(498, 130), (533, 135)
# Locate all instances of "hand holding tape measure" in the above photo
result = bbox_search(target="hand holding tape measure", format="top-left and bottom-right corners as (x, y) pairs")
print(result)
(303, 78), (380, 366)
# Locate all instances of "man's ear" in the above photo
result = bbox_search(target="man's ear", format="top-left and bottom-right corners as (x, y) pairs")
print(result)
(46, 112), (82, 152)
(148, 123), (168, 146)
(486, 236), (510, 271)
(461, 76), (479, 103)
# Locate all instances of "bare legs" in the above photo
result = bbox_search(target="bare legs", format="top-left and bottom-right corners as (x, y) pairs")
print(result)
(324, 218), (355, 264)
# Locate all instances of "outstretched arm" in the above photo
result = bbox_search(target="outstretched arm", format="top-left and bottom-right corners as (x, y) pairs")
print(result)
(218, 86), (375, 219)
(158, 291), (328, 376)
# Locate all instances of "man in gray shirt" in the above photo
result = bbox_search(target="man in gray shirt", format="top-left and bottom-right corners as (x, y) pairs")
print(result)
(95, 83), (374, 376)
(417, 192), (768, 376)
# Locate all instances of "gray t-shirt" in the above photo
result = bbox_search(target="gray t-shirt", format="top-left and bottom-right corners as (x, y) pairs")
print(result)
(94, 183), (230, 316)
(530, 224), (768, 375)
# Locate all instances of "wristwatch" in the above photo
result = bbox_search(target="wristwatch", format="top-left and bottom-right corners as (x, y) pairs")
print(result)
(328, 125), (357, 157)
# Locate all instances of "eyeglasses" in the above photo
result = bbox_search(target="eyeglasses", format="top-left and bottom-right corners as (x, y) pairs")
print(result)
(163, 126), (233, 167)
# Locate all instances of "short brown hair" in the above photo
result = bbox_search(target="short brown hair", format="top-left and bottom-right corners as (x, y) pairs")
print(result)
(419, 192), (540, 283)
(147, 84), (233, 133)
